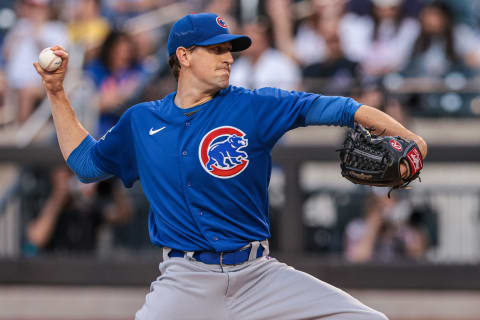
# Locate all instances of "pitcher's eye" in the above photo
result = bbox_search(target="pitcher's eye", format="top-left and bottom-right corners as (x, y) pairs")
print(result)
(208, 44), (231, 54)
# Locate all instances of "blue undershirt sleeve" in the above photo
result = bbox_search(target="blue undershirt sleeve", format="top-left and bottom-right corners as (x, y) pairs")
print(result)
(67, 135), (112, 183)
(305, 96), (362, 128)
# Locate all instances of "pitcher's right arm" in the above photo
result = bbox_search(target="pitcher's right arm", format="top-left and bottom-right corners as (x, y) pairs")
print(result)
(34, 46), (109, 183)
(33, 45), (89, 160)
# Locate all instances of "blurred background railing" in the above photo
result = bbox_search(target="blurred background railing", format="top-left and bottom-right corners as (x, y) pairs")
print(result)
(1, 0), (480, 319)
(1, 145), (480, 275)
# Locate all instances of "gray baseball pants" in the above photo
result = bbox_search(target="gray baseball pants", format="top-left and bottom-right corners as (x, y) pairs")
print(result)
(135, 251), (388, 320)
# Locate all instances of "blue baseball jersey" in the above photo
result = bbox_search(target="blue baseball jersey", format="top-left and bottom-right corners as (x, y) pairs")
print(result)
(91, 86), (360, 252)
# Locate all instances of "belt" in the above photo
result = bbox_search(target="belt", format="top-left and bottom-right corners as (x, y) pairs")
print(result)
(165, 240), (269, 265)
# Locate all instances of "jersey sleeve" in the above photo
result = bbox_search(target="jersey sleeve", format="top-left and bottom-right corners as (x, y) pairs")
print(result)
(250, 87), (317, 147)
(250, 87), (361, 147)
(91, 107), (138, 188)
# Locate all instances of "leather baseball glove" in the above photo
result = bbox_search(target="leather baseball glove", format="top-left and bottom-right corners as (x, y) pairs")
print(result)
(338, 123), (423, 196)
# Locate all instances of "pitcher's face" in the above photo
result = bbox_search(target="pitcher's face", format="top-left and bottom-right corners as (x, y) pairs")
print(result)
(189, 42), (234, 89)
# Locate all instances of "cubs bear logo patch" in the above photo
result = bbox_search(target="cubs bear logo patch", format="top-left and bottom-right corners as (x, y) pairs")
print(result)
(198, 126), (249, 178)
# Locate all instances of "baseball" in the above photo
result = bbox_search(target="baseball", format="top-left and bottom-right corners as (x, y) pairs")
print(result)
(38, 47), (62, 72)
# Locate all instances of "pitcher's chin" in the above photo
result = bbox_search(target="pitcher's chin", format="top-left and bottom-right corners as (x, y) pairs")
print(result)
(217, 78), (230, 89)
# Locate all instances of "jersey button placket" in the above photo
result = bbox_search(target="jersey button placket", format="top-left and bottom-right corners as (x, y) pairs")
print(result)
(182, 150), (188, 156)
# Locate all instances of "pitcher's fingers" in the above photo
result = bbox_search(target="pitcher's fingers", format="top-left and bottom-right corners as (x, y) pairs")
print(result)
(33, 62), (46, 76)
(50, 44), (66, 51)
(51, 50), (69, 70)
(52, 49), (69, 60)
(50, 45), (66, 53)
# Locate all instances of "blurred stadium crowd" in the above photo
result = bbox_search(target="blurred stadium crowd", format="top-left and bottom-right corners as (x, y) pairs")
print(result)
(0, 0), (479, 263)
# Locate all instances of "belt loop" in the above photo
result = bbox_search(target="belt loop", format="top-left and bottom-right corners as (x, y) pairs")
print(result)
(248, 241), (260, 261)
(162, 247), (172, 261)
(185, 251), (195, 260)
(261, 239), (269, 256)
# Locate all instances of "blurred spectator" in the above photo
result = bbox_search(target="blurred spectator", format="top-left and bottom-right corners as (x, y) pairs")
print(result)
(347, 0), (422, 18)
(344, 191), (430, 263)
(0, 71), (5, 118)
(352, 78), (410, 125)
(403, 1), (480, 78)
(65, 0), (110, 64)
(141, 63), (176, 102)
(204, 0), (238, 31)
(293, 0), (348, 66)
(0, 1), (16, 54)
(342, 0), (420, 77)
(230, 19), (301, 90)
(441, 0), (479, 27)
(24, 165), (133, 255)
(2, 0), (69, 124)
(84, 30), (147, 136)
(302, 18), (361, 96)
(111, 182), (154, 253)
(101, 0), (165, 29)
(263, 0), (296, 62)
(130, 28), (162, 75)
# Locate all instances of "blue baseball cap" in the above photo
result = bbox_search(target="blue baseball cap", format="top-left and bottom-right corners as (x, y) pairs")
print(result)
(167, 13), (251, 56)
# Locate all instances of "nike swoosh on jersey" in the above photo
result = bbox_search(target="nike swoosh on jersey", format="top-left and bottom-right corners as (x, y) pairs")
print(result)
(149, 126), (166, 135)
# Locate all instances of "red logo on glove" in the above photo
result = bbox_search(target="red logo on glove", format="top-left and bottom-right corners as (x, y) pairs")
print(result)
(406, 147), (423, 176)
(390, 139), (402, 151)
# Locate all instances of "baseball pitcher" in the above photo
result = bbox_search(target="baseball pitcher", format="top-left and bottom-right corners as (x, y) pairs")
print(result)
(34, 13), (427, 320)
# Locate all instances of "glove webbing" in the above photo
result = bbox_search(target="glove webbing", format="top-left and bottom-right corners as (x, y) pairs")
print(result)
(342, 136), (389, 175)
